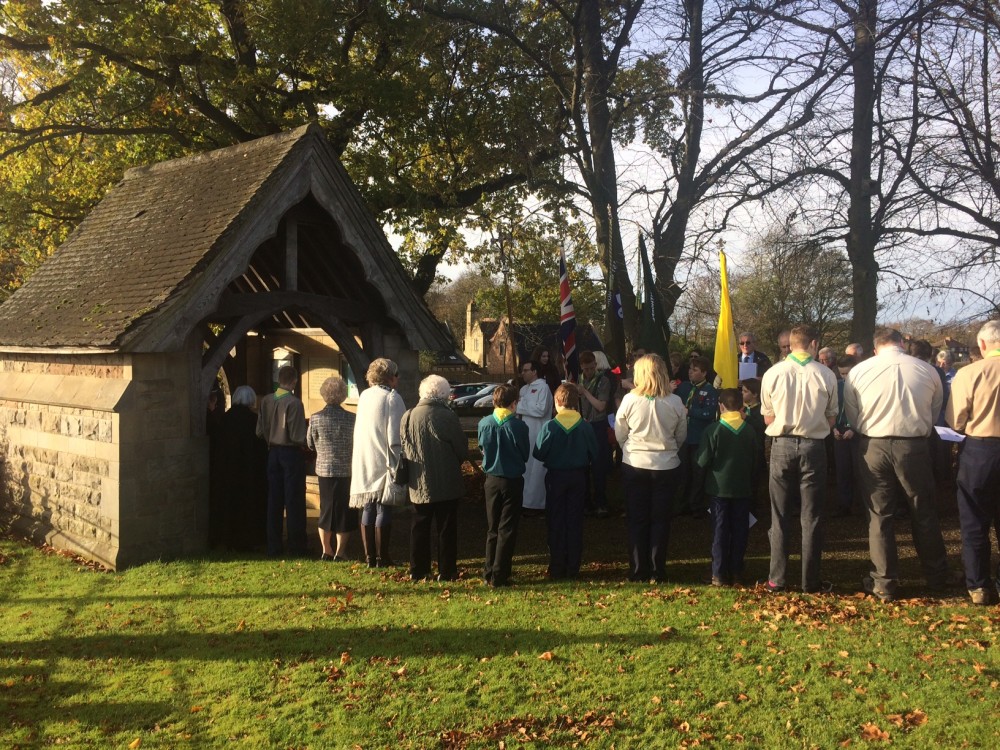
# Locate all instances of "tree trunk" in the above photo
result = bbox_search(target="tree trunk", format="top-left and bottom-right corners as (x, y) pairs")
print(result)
(652, 0), (704, 329)
(846, 0), (879, 347)
(579, 0), (637, 365)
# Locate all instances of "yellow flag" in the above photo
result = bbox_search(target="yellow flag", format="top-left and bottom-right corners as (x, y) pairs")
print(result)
(714, 251), (739, 389)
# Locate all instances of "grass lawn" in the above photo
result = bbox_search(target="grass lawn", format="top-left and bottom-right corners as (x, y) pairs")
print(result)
(2, 487), (1000, 749)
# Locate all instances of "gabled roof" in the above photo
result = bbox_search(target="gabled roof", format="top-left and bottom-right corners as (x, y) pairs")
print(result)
(0, 124), (454, 353)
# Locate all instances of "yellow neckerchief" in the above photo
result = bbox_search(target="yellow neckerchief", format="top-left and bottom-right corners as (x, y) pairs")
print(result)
(685, 379), (706, 406)
(274, 387), (291, 400)
(719, 410), (745, 434)
(493, 407), (514, 425)
(554, 409), (583, 432)
(787, 351), (813, 366)
(987, 349), (1000, 359)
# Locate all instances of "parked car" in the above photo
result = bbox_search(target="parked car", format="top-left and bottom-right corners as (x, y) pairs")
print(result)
(451, 383), (501, 408)
(472, 379), (516, 408)
(449, 382), (494, 403)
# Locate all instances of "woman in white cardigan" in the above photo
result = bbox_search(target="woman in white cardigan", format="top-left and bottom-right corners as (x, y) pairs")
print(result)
(349, 358), (405, 567)
(614, 354), (687, 582)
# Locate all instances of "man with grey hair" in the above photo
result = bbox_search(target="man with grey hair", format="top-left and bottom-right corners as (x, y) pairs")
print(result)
(936, 349), (956, 385)
(737, 332), (772, 379)
(845, 342), (864, 360)
(844, 328), (953, 602)
(256, 365), (308, 557)
(946, 319), (1000, 605)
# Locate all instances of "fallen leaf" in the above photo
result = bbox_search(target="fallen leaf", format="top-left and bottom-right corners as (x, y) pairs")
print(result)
(859, 722), (889, 741)
(651, 696), (661, 704)
(128, 739), (141, 749)
(341, 651), (351, 666)
(190, 706), (203, 713)
(539, 651), (554, 661)
(235, 619), (245, 632)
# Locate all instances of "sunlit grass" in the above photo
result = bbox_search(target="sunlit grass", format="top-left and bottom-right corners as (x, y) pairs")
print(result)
(2, 534), (999, 749)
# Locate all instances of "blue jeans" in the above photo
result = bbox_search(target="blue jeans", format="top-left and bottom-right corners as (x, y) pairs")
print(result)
(711, 496), (751, 582)
(623, 464), (675, 581)
(768, 436), (826, 590)
(361, 501), (393, 527)
(266, 445), (306, 556)
(956, 437), (1000, 591)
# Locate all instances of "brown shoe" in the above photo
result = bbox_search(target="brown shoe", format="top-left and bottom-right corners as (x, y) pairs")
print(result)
(969, 588), (998, 606)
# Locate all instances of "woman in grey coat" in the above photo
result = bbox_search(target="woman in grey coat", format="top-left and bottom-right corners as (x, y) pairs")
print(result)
(401, 374), (468, 581)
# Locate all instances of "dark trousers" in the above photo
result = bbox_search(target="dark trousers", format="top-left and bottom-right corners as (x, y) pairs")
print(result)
(410, 499), (459, 579)
(484, 475), (524, 585)
(956, 437), (1000, 591)
(711, 496), (751, 582)
(678, 442), (707, 514)
(856, 436), (950, 593)
(585, 421), (611, 511)
(266, 445), (307, 556)
(768, 436), (826, 590)
(623, 464), (675, 581)
(545, 468), (587, 578)
(833, 437), (857, 513)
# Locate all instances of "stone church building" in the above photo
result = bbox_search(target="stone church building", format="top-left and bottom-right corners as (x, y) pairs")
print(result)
(0, 124), (454, 569)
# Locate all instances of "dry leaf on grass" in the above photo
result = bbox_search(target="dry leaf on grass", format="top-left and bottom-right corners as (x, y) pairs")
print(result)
(859, 722), (890, 741)
(538, 651), (554, 661)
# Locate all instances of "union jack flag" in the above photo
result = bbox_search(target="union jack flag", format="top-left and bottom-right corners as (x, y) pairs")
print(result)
(559, 246), (579, 381)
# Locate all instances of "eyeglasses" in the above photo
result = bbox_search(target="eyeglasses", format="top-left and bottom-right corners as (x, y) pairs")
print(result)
(739, 340), (752, 345)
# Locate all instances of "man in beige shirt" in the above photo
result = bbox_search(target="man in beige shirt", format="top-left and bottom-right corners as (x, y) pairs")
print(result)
(256, 365), (308, 557)
(844, 328), (952, 602)
(945, 319), (1000, 605)
(760, 324), (838, 593)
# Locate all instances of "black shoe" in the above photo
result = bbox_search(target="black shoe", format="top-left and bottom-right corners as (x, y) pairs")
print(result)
(437, 573), (459, 582)
(862, 576), (896, 603)
(758, 580), (785, 594)
(332, 555), (350, 563)
(320, 553), (336, 562)
(803, 580), (833, 594)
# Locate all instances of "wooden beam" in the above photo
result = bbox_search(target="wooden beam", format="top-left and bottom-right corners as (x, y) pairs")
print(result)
(211, 291), (374, 322)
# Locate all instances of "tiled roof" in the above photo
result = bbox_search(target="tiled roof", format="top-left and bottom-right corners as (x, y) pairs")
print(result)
(0, 125), (454, 353)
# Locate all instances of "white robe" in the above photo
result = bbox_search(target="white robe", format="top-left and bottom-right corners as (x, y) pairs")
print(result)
(517, 380), (554, 510)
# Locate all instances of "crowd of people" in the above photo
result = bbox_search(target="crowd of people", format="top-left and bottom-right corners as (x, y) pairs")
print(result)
(208, 320), (1000, 606)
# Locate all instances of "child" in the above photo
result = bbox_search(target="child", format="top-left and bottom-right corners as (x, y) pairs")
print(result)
(533, 384), (599, 579)
(477, 384), (531, 587)
(674, 355), (719, 517)
(696, 388), (758, 586)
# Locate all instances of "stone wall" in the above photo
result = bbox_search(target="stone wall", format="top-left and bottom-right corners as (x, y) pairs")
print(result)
(0, 354), (125, 567)
(0, 350), (209, 569)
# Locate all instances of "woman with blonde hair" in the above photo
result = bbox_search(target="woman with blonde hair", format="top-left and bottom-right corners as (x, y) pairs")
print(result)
(349, 358), (404, 567)
(613, 354), (687, 581)
(308, 376), (356, 561)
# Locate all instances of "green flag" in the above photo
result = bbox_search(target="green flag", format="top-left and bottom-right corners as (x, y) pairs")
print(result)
(636, 236), (669, 358)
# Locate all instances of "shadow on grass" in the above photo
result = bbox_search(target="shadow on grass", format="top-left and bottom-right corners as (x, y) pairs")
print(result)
(0, 623), (687, 665)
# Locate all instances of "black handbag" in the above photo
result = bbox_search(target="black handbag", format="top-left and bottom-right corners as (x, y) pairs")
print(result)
(391, 454), (409, 485)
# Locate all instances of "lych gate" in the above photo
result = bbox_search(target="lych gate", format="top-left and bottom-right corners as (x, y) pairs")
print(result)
(0, 125), (454, 569)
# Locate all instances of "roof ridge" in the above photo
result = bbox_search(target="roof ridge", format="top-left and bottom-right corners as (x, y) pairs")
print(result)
(123, 124), (316, 180)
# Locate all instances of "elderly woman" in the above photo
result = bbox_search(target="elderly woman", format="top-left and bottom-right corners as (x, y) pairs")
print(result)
(614, 354), (687, 582)
(219, 385), (268, 551)
(308, 376), (356, 562)
(401, 374), (469, 581)
(349, 358), (404, 567)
